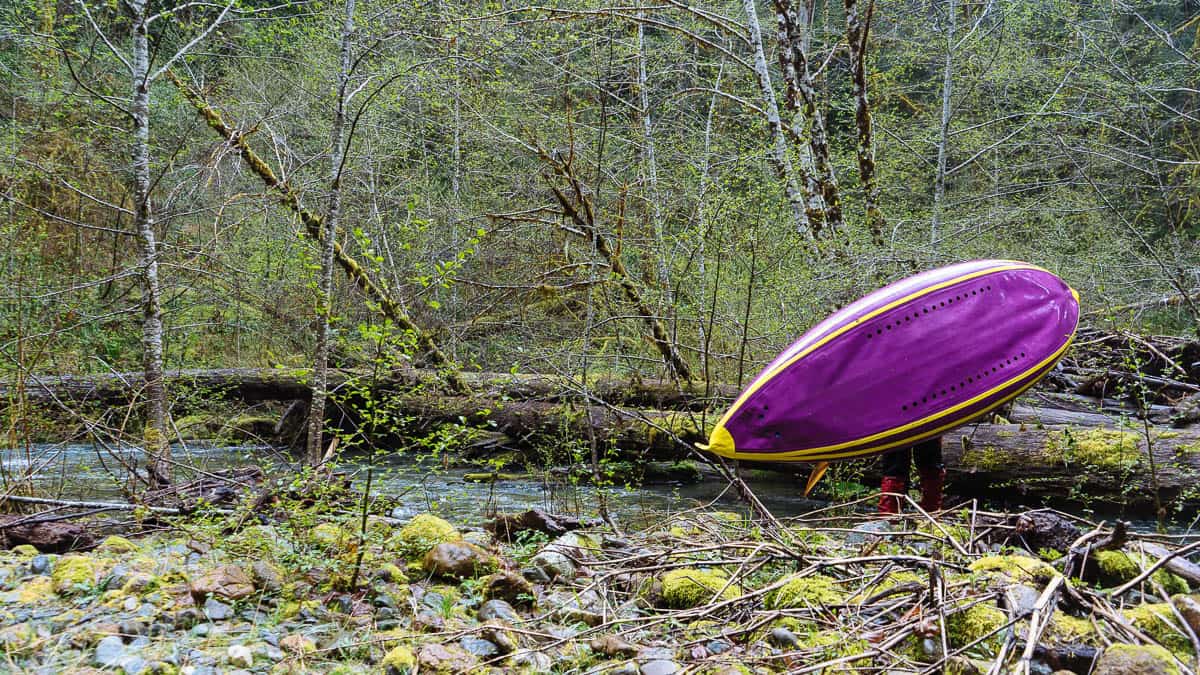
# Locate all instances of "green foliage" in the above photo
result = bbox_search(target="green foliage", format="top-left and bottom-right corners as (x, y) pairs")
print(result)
(660, 568), (740, 609)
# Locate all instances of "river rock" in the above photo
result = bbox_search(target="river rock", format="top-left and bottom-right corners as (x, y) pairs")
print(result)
(460, 636), (500, 657)
(93, 635), (126, 667)
(641, 660), (680, 675)
(203, 597), (234, 621)
(227, 645), (254, 668)
(190, 565), (255, 602)
(846, 520), (891, 544)
(414, 610), (445, 632)
(483, 571), (534, 607)
(530, 550), (576, 581)
(423, 542), (498, 579)
(768, 626), (801, 649)
(29, 555), (51, 576)
(478, 599), (519, 622)
(417, 643), (477, 672)
(1094, 643), (1180, 674)
(590, 634), (637, 657)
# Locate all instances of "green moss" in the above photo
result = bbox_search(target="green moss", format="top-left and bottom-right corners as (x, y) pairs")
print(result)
(961, 445), (1007, 470)
(765, 574), (844, 609)
(947, 603), (1006, 647)
(1046, 614), (1100, 646)
(10, 545), (39, 558)
(660, 568), (740, 609)
(381, 645), (415, 672)
(968, 555), (1059, 585)
(96, 535), (139, 554)
(51, 555), (97, 595)
(794, 628), (870, 661)
(1124, 604), (1195, 657)
(310, 522), (356, 553)
(1046, 428), (1142, 471)
(1038, 547), (1064, 562)
(1101, 644), (1181, 675)
(393, 514), (461, 560)
(16, 576), (54, 604)
(1096, 551), (1190, 594)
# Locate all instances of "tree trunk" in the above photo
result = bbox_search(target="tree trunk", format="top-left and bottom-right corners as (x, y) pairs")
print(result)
(537, 149), (692, 382)
(741, 0), (821, 236)
(307, 0), (356, 466)
(771, 0), (845, 233)
(844, 0), (885, 246)
(931, 0), (956, 243)
(128, 0), (170, 488)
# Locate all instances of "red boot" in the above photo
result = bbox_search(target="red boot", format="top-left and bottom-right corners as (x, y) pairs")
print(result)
(879, 476), (907, 515)
(918, 467), (946, 512)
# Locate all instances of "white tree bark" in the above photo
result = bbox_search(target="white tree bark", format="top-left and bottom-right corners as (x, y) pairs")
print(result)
(931, 0), (956, 244)
(741, 0), (820, 236)
(637, 17), (670, 293)
(127, 0), (169, 488)
(307, 0), (356, 465)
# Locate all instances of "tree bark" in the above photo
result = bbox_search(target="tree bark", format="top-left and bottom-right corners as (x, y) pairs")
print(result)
(128, 0), (170, 488)
(931, 0), (956, 243)
(307, 0), (356, 465)
(771, 0), (845, 233)
(844, 0), (885, 246)
(741, 0), (822, 236)
(537, 149), (692, 382)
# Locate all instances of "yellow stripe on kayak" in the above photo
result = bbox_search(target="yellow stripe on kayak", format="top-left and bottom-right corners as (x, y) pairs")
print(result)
(705, 327), (1076, 462)
(714, 262), (1036, 433)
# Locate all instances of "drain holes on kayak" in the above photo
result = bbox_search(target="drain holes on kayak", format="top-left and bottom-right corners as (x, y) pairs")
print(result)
(869, 286), (991, 341)
(902, 352), (1026, 412)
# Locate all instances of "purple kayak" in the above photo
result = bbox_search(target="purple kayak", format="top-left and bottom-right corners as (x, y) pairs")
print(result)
(700, 260), (1079, 462)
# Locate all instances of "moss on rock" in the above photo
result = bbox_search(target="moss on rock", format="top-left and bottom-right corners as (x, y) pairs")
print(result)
(1123, 604), (1195, 657)
(1095, 643), (1181, 675)
(660, 568), (739, 609)
(381, 645), (416, 673)
(968, 554), (1058, 585)
(51, 555), (97, 595)
(393, 514), (461, 560)
(96, 535), (139, 554)
(766, 574), (844, 609)
(947, 603), (1006, 647)
(1095, 551), (1189, 594)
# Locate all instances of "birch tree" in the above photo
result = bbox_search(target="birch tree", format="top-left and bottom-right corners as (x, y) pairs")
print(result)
(306, 0), (357, 466)
(76, 0), (235, 487)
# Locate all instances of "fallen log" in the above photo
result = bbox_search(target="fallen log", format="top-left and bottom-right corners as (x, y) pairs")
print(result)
(0, 368), (738, 410)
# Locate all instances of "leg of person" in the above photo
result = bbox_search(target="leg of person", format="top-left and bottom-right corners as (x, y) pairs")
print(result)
(879, 447), (911, 515)
(913, 437), (946, 512)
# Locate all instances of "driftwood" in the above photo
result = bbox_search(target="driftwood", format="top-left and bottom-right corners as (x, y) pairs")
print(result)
(0, 516), (96, 552)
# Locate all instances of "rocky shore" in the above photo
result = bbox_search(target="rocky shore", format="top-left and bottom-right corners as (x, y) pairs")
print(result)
(1, 503), (1198, 674)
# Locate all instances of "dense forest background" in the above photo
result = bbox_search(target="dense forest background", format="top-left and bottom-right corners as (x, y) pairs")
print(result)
(1, 0), (1198, 440)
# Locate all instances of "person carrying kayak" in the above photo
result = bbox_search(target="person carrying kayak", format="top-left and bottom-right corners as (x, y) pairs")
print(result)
(878, 437), (945, 515)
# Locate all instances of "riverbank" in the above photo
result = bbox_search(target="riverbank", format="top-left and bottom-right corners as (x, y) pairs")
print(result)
(2, 495), (1198, 674)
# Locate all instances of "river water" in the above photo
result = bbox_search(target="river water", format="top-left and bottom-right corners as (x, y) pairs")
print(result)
(0, 443), (830, 526)
(4, 443), (1193, 532)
